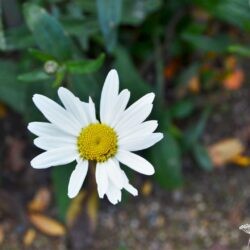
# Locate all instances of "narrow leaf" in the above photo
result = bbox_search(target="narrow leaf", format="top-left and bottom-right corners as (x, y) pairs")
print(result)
(228, 45), (250, 57)
(193, 144), (213, 171)
(182, 108), (210, 151)
(66, 54), (105, 74)
(28, 48), (55, 62)
(170, 99), (195, 119)
(18, 70), (51, 82)
(181, 33), (230, 53)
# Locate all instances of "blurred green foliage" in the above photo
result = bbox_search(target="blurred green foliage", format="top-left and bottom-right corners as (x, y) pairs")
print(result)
(0, 0), (249, 216)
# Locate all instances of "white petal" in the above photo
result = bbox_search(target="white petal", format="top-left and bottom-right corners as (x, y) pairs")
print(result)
(34, 135), (76, 151)
(120, 170), (138, 196)
(106, 158), (124, 189)
(124, 183), (138, 196)
(116, 150), (155, 175)
(68, 160), (88, 198)
(32, 94), (81, 136)
(100, 69), (119, 124)
(88, 97), (97, 123)
(115, 92), (155, 131)
(28, 122), (70, 137)
(58, 87), (89, 126)
(96, 162), (109, 198)
(119, 133), (163, 151)
(31, 146), (77, 169)
(115, 104), (153, 135)
(110, 89), (130, 128)
(106, 182), (122, 205)
(118, 120), (158, 140)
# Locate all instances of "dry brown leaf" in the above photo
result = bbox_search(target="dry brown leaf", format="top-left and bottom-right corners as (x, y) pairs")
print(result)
(87, 191), (99, 230)
(141, 180), (153, 197)
(207, 138), (245, 167)
(29, 213), (66, 236)
(0, 225), (4, 245)
(28, 187), (51, 212)
(223, 68), (244, 90)
(66, 191), (86, 227)
(23, 228), (36, 246)
(0, 103), (7, 119)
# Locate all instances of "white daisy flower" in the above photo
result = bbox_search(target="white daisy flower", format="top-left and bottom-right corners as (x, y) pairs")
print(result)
(28, 69), (163, 205)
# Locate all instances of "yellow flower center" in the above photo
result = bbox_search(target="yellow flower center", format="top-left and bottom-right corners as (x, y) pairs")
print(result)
(77, 123), (118, 162)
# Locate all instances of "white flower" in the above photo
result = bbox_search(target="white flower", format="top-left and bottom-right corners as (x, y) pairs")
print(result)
(28, 69), (163, 204)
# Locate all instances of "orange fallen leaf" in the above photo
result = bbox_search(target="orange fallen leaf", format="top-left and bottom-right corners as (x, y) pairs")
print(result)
(141, 180), (153, 197)
(28, 187), (51, 212)
(29, 213), (66, 236)
(231, 155), (250, 167)
(188, 76), (200, 94)
(23, 228), (36, 246)
(223, 68), (244, 90)
(207, 138), (245, 167)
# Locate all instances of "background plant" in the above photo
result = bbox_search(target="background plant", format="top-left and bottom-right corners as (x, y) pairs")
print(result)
(0, 0), (250, 219)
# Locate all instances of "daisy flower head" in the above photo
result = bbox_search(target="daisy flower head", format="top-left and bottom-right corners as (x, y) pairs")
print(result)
(28, 69), (163, 205)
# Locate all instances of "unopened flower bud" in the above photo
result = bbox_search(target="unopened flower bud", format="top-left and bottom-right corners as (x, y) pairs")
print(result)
(44, 60), (59, 74)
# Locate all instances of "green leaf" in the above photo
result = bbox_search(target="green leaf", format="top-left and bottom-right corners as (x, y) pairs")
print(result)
(121, 0), (162, 26)
(24, 82), (57, 122)
(181, 33), (230, 53)
(52, 164), (74, 221)
(195, 0), (250, 31)
(70, 74), (100, 99)
(28, 48), (55, 62)
(4, 25), (34, 51)
(182, 108), (211, 151)
(61, 18), (99, 50)
(18, 70), (51, 82)
(0, 2), (6, 50)
(170, 99), (195, 119)
(96, 0), (122, 52)
(152, 134), (183, 189)
(66, 54), (105, 75)
(192, 144), (213, 171)
(0, 61), (27, 113)
(75, 1), (97, 14)
(228, 45), (250, 57)
(23, 3), (72, 61)
(114, 46), (151, 100)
